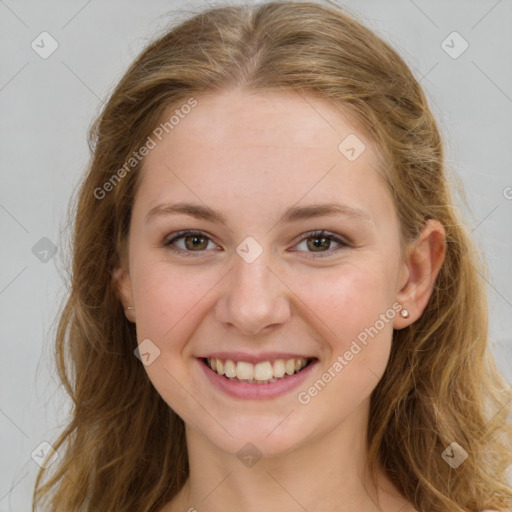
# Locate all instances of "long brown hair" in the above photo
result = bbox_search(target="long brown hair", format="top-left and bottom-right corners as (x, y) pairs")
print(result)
(33, 1), (512, 511)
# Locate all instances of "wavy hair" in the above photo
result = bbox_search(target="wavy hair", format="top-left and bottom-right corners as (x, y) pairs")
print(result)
(33, 1), (512, 511)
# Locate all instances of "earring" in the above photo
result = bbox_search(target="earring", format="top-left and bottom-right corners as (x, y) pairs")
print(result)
(126, 306), (135, 311)
(400, 308), (409, 319)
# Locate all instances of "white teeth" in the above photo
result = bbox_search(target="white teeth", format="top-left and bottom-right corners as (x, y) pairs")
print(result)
(224, 359), (236, 378)
(285, 359), (295, 375)
(205, 357), (310, 383)
(273, 359), (286, 378)
(236, 361), (254, 380)
(254, 361), (273, 380)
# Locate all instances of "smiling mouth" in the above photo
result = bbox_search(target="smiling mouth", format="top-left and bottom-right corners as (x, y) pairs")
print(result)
(203, 357), (315, 384)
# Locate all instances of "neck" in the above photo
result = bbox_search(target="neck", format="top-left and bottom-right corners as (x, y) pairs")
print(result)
(166, 398), (412, 512)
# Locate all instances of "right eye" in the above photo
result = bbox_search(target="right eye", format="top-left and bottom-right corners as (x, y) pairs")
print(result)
(163, 230), (219, 256)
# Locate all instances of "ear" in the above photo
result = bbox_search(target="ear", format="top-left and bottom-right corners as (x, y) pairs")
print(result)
(112, 261), (136, 323)
(394, 219), (446, 329)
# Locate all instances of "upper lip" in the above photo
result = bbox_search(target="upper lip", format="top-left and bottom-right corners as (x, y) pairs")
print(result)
(199, 352), (315, 364)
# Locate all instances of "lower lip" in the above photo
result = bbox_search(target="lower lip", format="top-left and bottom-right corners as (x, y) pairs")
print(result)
(197, 358), (318, 400)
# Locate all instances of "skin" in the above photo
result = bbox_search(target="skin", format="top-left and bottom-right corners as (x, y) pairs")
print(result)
(114, 89), (446, 512)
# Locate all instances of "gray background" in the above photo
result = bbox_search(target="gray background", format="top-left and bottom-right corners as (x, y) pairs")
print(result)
(1, 0), (511, 509)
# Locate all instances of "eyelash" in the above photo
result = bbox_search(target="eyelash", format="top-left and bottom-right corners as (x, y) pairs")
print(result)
(163, 229), (350, 258)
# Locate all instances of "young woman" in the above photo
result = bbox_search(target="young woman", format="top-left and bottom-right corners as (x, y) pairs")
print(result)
(33, 1), (512, 511)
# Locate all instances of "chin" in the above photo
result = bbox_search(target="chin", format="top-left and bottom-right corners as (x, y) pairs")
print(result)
(195, 416), (310, 459)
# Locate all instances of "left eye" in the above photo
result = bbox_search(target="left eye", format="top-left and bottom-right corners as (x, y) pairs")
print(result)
(163, 230), (349, 258)
(293, 230), (348, 257)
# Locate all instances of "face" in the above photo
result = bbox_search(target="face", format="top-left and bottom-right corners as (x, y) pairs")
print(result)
(116, 89), (410, 457)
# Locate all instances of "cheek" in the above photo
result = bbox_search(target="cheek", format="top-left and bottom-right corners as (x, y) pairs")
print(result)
(290, 271), (395, 417)
(129, 261), (221, 421)
(131, 258), (224, 351)
(295, 263), (396, 391)
(132, 254), (397, 353)
(129, 251), (398, 446)
(297, 261), (396, 339)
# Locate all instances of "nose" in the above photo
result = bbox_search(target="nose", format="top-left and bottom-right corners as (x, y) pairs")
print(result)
(214, 251), (291, 336)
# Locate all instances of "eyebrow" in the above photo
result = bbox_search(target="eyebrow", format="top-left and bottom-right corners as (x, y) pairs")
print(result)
(145, 201), (372, 226)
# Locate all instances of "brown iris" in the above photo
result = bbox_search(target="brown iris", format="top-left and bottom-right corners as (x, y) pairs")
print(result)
(307, 235), (330, 252)
(183, 234), (209, 251)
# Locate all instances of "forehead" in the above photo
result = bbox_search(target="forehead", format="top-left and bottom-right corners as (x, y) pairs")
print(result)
(133, 89), (393, 226)
(153, 89), (368, 152)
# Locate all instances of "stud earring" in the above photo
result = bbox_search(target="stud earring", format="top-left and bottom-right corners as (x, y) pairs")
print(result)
(400, 308), (409, 319)
(126, 306), (135, 311)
